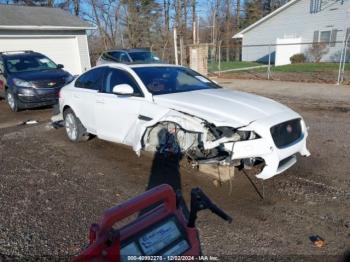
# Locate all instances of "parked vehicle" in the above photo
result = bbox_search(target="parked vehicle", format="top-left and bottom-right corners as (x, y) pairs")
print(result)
(0, 51), (74, 111)
(56, 63), (310, 180)
(96, 48), (160, 65)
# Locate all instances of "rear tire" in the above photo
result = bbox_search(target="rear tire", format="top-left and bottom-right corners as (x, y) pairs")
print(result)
(6, 90), (19, 112)
(63, 108), (89, 142)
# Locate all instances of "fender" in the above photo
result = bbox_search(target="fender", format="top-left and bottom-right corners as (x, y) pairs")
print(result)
(130, 109), (206, 155)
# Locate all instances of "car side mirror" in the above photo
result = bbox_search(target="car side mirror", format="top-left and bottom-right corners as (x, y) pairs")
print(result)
(112, 84), (134, 96)
(57, 64), (64, 69)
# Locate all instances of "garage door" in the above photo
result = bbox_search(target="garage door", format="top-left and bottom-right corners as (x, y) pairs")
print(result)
(0, 36), (82, 75)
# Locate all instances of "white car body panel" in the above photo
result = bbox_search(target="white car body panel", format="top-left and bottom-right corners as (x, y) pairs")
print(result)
(153, 89), (290, 127)
(57, 63), (310, 180)
(74, 88), (99, 134)
(95, 92), (143, 144)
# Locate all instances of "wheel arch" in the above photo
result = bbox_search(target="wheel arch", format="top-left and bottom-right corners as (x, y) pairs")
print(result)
(62, 105), (72, 116)
(62, 104), (80, 119)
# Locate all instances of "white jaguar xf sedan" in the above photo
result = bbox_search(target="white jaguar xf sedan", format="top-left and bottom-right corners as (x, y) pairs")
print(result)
(56, 63), (310, 180)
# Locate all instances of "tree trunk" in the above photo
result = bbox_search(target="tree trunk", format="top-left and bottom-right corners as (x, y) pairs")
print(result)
(74, 0), (80, 16)
(183, 0), (187, 45)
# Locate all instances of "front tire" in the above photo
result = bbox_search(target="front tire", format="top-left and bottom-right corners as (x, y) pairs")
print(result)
(63, 108), (89, 142)
(6, 90), (19, 112)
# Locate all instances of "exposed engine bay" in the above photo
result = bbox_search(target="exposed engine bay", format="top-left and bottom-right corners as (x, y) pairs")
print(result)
(142, 120), (261, 169)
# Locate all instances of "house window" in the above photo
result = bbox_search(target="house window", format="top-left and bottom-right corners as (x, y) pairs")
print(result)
(310, 0), (322, 13)
(320, 31), (331, 43)
(313, 30), (337, 46)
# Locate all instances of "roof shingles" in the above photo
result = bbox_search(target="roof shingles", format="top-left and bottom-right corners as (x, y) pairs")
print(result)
(0, 4), (92, 29)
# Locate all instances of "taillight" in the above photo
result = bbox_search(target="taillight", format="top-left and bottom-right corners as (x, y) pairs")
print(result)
(58, 90), (61, 99)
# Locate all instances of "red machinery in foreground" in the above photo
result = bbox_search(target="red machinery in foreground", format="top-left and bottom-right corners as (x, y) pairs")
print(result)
(74, 184), (232, 261)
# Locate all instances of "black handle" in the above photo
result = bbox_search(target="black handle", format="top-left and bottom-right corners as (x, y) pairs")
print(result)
(187, 187), (232, 228)
(209, 203), (232, 223)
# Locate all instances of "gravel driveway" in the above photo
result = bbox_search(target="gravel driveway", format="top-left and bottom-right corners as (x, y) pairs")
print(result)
(0, 80), (349, 261)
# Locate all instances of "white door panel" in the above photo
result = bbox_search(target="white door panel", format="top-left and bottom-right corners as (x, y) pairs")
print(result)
(95, 93), (144, 144)
(73, 89), (98, 133)
(0, 37), (82, 75)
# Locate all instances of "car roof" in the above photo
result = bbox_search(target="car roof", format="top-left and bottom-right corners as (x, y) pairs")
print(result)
(96, 63), (183, 70)
(1, 51), (43, 58)
(104, 48), (151, 53)
(129, 63), (180, 68)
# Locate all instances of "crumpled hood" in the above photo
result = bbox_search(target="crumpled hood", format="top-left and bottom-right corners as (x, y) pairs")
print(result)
(153, 88), (292, 127)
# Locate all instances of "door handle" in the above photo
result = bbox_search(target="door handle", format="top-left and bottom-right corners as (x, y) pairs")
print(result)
(138, 115), (153, 121)
(96, 99), (105, 104)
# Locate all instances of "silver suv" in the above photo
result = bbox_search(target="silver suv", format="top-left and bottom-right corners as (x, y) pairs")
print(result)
(96, 48), (160, 65)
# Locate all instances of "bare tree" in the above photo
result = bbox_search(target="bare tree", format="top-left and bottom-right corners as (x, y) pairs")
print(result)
(73, 0), (80, 15)
(307, 43), (329, 63)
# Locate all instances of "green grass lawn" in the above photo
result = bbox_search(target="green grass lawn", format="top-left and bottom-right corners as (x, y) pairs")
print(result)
(220, 62), (350, 83)
(208, 61), (263, 72)
(273, 63), (350, 73)
(213, 62), (349, 73)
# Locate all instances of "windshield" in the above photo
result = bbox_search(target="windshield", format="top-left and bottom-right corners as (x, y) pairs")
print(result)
(5, 55), (58, 73)
(129, 52), (158, 62)
(133, 66), (220, 95)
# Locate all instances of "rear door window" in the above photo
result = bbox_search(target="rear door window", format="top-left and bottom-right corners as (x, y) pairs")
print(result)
(104, 51), (130, 63)
(75, 67), (105, 91)
(119, 53), (130, 62)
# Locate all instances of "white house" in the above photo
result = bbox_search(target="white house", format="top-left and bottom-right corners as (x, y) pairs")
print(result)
(233, 0), (350, 65)
(0, 4), (94, 75)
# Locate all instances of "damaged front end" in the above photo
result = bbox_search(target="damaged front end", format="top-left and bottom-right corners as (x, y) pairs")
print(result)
(142, 121), (232, 163)
(136, 108), (310, 180)
(141, 113), (261, 170)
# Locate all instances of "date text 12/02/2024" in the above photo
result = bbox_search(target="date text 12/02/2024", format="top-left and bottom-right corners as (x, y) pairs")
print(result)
(126, 255), (219, 261)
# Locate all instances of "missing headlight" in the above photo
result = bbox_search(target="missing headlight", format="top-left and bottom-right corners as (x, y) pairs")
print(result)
(207, 124), (259, 142)
(236, 131), (260, 141)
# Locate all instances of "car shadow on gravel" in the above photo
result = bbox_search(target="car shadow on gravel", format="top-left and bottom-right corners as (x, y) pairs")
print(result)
(146, 128), (182, 193)
(146, 152), (182, 192)
(138, 129), (182, 216)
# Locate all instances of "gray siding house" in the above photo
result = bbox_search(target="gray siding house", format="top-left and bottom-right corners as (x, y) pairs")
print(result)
(234, 0), (350, 65)
(0, 4), (94, 75)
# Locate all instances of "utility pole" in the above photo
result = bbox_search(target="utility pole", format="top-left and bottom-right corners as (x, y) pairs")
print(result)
(192, 0), (196, 44)
(235, 0), (241, 61)
(193, 21), (196, 44)
(267, 44), (272, 80)
(180, 37), (184, 65)
(338, 33), (350, 84)
(212, 9), (216, 45)
(197, 14), (199, 44)
(337, 11), (350, 85)
(174, 27), (179, 65)
(218, 41), (222, 76)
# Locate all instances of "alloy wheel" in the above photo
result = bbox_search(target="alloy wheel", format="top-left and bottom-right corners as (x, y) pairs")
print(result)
(7, 92), (15, 110)
(65, 113), (78, 141)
